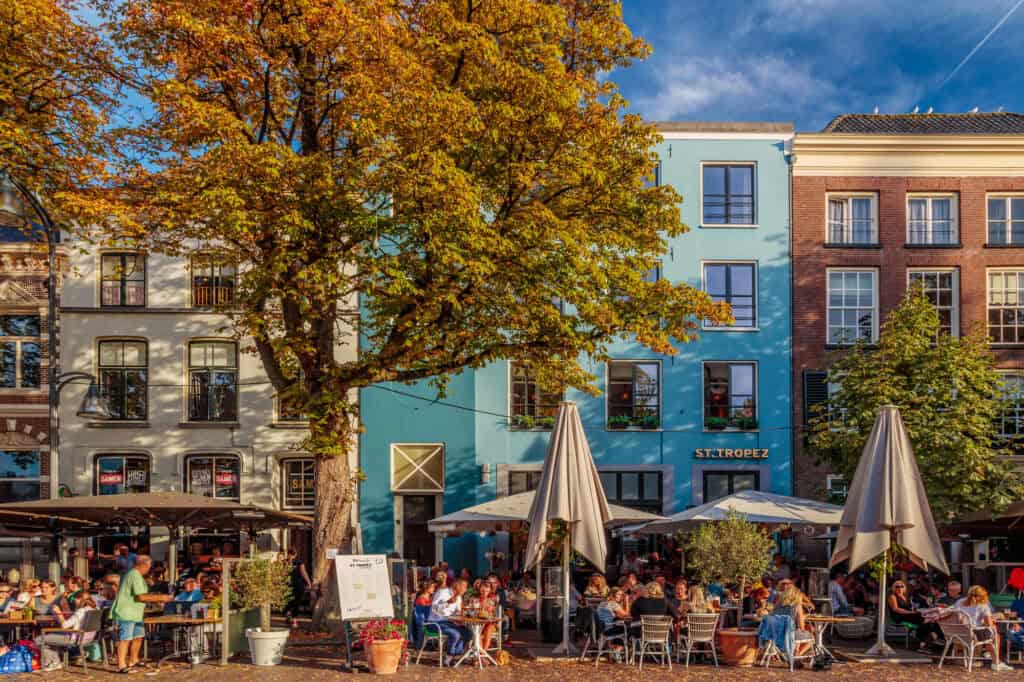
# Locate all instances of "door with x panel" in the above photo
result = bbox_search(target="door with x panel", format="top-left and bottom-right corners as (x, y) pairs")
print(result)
(390, 443), (445, 564)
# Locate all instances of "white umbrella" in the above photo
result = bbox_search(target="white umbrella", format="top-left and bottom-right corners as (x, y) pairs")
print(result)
(637, 490), (843, 534)
(524, 402), (611, 655)
(831, 405), (948, 656)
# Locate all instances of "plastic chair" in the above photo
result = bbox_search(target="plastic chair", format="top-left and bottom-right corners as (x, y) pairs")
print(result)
(938, 620), (993, 672)
(412, 604), (445, 667)
(635, 615), (672, 671)
(39, 608), (105, 672)
(678, 612), (718, 668)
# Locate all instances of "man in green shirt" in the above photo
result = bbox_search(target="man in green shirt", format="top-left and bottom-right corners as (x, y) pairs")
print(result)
(111, 554), (152, 673)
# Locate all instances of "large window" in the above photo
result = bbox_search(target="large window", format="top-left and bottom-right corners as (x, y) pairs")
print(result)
(827, 269), (877, 345)
(0, 450), (40, 502)
(702, 164), (755, 225)
(100, 253), (145, 307)
(703, 262), (756, 329)
(703, 471), (759, 503)
(282, 458), (314, 509)
(606, 361), (660, 429)
(509, 363), (561, 429)
(185, 455), (241, 501)
(599, 471), (662, 514)
(98, 340), (147, 420)
(988, 196), (1024, 245)
(507, 470), (543, 496)
(908, 270), (958, 337)
(95, 455), (149, 495)
(907, 195), (957, 245)
(998, 374), (1024, 440)
(191, 255), (236, 307)
(827, 194), (877, 245)
(188, 341), (238, 421)
(0, 315), (40, 389)
(703, 362), (757, 430)
(988, 270), (1024, 345)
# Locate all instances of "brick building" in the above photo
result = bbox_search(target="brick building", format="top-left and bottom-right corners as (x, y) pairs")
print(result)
(791, 113), (1024, 555)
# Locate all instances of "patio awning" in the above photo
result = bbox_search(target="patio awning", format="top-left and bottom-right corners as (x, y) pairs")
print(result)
(427, 490), (662, 535)
(635, 490), (843, 534)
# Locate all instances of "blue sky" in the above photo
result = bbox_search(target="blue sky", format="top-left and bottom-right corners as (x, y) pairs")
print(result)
(616, 0), (1024, 131)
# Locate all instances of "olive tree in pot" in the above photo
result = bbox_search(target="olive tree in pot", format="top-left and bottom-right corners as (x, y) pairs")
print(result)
(234, 558), (293, 666)
(686, 509), (774, 666)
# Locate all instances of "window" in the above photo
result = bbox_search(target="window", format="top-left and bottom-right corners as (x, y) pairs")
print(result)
(703, 362), (757, 429)
(703, 471), (759, 503)
(908, 270), (959, 337)
(277, 368), (308, 423)
(907, 195), (956, 245)
(185, 455), (241, 501)
(98, 340), (147, 420)
(509, 363), (561, 428)
(606, 361), (660, 428)
(998, 374), (1024, 440)
(702, 164), (755, 225)
(0, 315), (40, 389)
(100, 253), (145, 307)
(390, 444), (444, 493)
(95, 455), (149, 495)
(827, 194), (877, 245)
(703, 262), (756, 329)
(988, 196), (1024, 245)
(0, 450), (40, 502)
(803, 370), (829, 428)
(827, 269), (877, 345)
(191, 255), (236, 307)
(188, 341), (238, 421)
(507, 470), (543, 496)
(988, 270), (1024, 344)
(826, 475), (848, 500)
(282, 458), (315, 508)
(599, 471), (662, 514)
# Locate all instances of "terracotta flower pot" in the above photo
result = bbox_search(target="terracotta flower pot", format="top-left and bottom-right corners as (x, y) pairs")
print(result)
(368, 639), (404, 674)
(717, 627), (759, 667)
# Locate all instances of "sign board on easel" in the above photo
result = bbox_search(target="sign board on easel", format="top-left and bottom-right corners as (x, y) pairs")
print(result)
(334, 554), (394, 621)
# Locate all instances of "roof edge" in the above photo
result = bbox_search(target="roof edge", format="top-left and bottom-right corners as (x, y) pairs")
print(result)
(653, 121), (794, 133)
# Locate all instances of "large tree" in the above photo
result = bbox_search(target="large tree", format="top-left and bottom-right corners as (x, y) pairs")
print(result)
(808, 285), (1024, 520)
(92, 0), (729, 599)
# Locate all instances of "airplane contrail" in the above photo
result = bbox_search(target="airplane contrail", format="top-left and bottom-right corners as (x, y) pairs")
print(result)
(939, 0), (1024, 90)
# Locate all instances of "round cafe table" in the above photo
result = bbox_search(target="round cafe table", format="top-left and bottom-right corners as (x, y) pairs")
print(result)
(805, 615), (855, 658)
(450, 616), (500, 669)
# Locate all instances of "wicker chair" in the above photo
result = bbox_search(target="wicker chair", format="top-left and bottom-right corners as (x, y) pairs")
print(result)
(678, 612), (718, 668)
(635, 616), (673, 671)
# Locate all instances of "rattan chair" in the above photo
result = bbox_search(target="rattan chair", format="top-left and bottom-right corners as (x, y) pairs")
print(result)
(635, 615), (673, 671)
(678, 612), (718, 668)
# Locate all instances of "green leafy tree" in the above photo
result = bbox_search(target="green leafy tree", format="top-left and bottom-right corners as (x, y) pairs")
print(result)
(808, 285), (1024, 520)
(685, 509), (774, 622)
(232, 558), (292, 632)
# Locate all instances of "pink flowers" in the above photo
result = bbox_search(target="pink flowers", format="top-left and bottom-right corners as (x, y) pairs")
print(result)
(357, 618), (409, 647)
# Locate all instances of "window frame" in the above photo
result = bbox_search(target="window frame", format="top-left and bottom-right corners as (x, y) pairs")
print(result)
(605, 360), (662, 430)
(701, 260), (758, 331)
(189, 253), (237, 308)
(183, 454), (242, 501)
(700, 162), (757, 228)
(826, 268), (879, 345)
(997, 372), (1024, 441)
(99, 252), (146, 308)
(598, 470), (663, 514)
(281, 457), (315, 509)
(702, 470), (760, 503)
(0, 314), (41, 390)
(508, 362), (562, 430)
(702, 361), (759, 431)
(986, 268), (1024, 346)
(187, 340), (239, 422)
(825, 192), (879, 246)
(826, 474), (848, 499)
(906, 193), (958, 246)
(97, 339), (148, 421)
(907, 268), (959, 338)
(93, 454), (150, 495)
(0, 449), (41, 502)
(986, 194), (1024, 246)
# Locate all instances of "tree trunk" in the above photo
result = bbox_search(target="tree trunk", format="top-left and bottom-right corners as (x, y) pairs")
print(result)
(260, 604), (271, 632)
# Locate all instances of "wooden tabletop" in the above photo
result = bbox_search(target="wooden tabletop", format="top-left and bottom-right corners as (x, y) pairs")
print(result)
(806, 615), (857, 623)
(144, 616), (220, 625)
(452, 616), (500, 625)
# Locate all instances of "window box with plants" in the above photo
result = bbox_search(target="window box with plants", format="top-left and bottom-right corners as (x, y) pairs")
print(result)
(732, 416), (758, 431)
(607, 414), (660, 430)
(705, 416), (728, 431)
(607, 415), (631, 430)
(511, 415), (556, 430)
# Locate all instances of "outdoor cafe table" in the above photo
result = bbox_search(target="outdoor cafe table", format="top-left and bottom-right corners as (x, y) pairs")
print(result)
(0, 616), (52, 642)
(144, 616), (220, 669)
(805, 615), (855, 658)
(995, 618), (1023, 664)
(450, 616), (500, 669)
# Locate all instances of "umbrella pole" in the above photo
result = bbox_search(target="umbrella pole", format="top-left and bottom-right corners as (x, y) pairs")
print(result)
(866, 552), (895, 657)
(552, 529), (577, 656)
(535, 561), (542, 632)
(168, 528), (178, 590)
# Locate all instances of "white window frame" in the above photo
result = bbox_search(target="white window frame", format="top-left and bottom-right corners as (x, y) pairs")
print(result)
(906, 193), (958, 245)
(699, 162), (758, 228)
(701, 360), (759, 430)
(826, 268), (879, 345)
(987, 268), (1024, 346)
(907, 268), (960, 338)
(826, 474), (848, 498)
(986, 194), (1024, 245)
(0, 449), (41, 502)
(604, 360), (662, 430)
(825, 192), (878, 245)
(997, 372), (1024, 439)
(701, 260), (758, 331)
(281, 457), (315, 509)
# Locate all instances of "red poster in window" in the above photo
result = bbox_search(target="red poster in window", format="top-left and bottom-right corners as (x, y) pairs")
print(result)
(215, 472), (237, 486)
(99, 472), (123, 485)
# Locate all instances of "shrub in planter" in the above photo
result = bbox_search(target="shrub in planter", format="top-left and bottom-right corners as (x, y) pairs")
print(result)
(636, 414), (660, 429)
(608, 415), (631, 429)
(704, 416), (728, 430)
(733, 416), (758, 431)
(536, 416), (556, 429)
(513, 414), (535, 429)
(357, 619), (408, 674)
(234, 558), (293, 666)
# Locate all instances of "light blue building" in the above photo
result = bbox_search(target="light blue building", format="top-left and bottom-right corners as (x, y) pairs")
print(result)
(358, 122), (794, 573)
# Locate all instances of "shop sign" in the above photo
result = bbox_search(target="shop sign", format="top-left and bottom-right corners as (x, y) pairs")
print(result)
(99, 472), (123, 485)
(694, 448), (769, 459)
(215, 471), (238, 486)
(126, 469), (147, 487)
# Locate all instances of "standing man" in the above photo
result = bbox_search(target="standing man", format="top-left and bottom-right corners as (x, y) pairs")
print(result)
(115, 544), (138, 575)
(112, 554), (151, 673)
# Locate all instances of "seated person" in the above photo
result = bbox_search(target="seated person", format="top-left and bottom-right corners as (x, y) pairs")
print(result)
(829, 570), (864, 616)
(174, 577), (204, 602)
(955, 585), (1011, 671)
(937, 580), (962, 606)
(596, 588), (630, 649)
(428, 578), (470, 664)
(0, 584), (17, 614)
(33, 580), (62, 617)
(888, 580), (941, 651)
(629, 581), (669, 637)
(774, 586), (813, 656)
(35, 592), (98, 671)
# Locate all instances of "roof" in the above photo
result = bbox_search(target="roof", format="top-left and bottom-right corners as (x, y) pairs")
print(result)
(654, 121), (793, 133)
(822, 112), (1024, 134)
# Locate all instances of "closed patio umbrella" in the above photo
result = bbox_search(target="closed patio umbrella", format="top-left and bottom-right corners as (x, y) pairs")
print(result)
(524, 401), (611, 655)
(830, 405), (948, 656)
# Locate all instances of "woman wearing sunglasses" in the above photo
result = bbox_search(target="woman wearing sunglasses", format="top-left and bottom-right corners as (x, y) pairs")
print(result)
(887, 581), (941, 651)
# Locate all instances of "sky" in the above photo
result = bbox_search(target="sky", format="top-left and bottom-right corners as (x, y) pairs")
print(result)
(615, 0), (1024, 131)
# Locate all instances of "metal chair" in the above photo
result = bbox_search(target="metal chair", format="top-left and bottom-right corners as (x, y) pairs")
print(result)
(938, 620), (994, 672)
(758, 614), (814, 671)
(412, 604), (445, 667)
(678, 612), (718, 668)
(885, 610), (919, 648)
(635, 615), (672, 671)
(39, 608), (105, 672)
(582, 610), (629, 666)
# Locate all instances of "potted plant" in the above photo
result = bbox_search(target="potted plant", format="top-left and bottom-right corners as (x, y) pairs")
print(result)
(536, 416), (556, 429)
(734, 416), (758, 431)
(637, 414), (660, 429)
(686, 509), (774, 666)
(233, 558), (293, 666)
(357, 619), (408, 674)
(704, 416), (728, 431)
(608, 415), (631, 430)
(513, 414), (535, 430)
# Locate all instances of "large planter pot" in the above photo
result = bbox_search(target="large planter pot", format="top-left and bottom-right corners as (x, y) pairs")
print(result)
(245, 627), (290, 666)
(367, 639), (404, 674)
(718, 628), (759, 667)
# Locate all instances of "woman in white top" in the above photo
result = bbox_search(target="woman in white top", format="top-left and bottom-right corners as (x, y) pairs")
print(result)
(36, 592), (98, 671)
(955, 585), (1011, 672)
